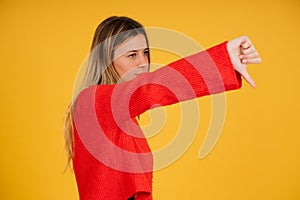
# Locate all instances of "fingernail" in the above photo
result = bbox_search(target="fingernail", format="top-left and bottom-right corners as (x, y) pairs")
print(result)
(242, 59), (247, 63)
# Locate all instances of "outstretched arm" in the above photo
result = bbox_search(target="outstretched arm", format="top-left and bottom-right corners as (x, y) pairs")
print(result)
(91, 36), (261, 124)
(71, 36), (263, 127)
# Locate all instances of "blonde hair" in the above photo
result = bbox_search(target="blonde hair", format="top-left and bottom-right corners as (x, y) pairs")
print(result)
(63, 16), (150, 169)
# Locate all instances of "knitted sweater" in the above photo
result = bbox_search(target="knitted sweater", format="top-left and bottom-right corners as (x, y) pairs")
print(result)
(72, 42), (242, 200)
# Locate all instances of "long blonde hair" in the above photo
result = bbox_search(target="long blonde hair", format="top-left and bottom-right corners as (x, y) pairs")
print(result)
(63, 16), (150, 169)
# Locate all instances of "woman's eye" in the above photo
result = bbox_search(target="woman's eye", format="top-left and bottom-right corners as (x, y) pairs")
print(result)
(128, 53), (136, 58)
(144, 51), (149, 55)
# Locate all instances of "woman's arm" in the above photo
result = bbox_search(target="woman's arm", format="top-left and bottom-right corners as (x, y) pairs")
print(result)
(92, 37), (261, 124)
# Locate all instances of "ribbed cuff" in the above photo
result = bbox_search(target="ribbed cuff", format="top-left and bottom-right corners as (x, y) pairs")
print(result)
(206, 41), (242, 91)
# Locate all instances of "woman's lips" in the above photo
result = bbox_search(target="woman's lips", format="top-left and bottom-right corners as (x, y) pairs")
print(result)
(134, 72), (146, 76)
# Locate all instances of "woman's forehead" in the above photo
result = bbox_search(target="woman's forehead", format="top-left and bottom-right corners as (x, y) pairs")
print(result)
(114, 34), (148, 57)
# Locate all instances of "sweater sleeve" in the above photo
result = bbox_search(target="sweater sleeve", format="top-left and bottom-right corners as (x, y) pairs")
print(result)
(94, 41), (242, 125)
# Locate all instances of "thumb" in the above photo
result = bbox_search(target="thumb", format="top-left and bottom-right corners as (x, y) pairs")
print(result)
(240, 69), (256, 88)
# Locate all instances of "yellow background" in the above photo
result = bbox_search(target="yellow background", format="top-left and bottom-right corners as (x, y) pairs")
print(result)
(1, 0), (299, 199)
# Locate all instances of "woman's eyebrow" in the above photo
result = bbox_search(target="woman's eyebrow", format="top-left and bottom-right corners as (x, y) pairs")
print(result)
(127, 50), (138, 53)
(126, 48), (149, 53)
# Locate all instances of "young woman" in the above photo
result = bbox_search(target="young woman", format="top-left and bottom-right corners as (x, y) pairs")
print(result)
(63, 16), (261, 200)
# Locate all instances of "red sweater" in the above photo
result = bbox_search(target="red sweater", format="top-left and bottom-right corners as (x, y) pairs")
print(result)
(72, 42), (242, 200)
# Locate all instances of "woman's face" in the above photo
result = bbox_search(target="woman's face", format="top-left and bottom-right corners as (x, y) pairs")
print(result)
(113, 34), (149, 82)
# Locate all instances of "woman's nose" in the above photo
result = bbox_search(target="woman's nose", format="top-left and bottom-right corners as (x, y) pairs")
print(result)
(137, 54), (148, 67)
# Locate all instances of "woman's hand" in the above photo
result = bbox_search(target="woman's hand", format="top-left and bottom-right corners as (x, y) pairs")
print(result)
(227, 36), (262, 88)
